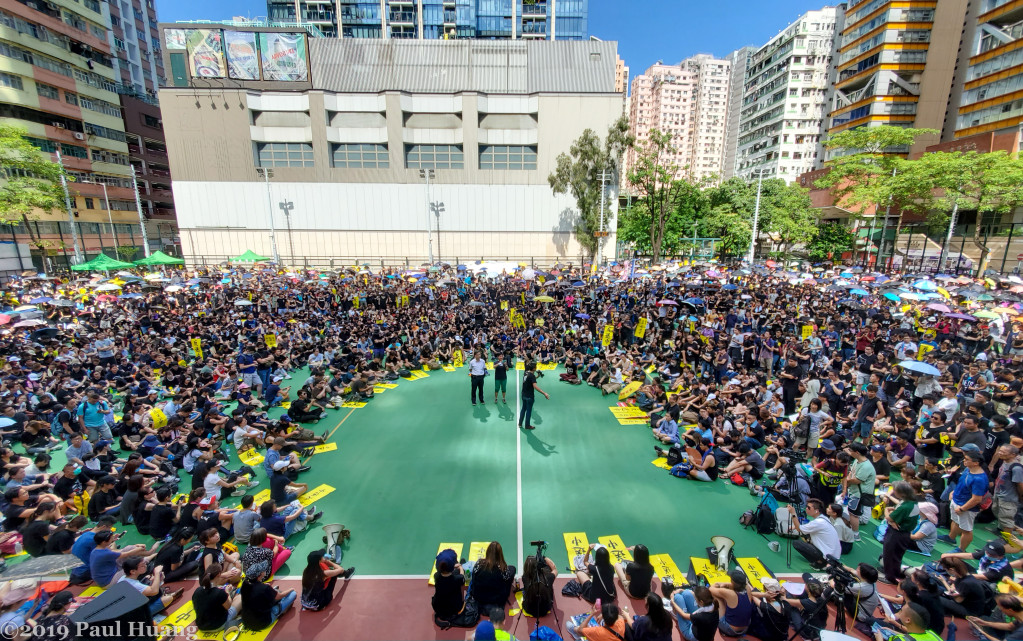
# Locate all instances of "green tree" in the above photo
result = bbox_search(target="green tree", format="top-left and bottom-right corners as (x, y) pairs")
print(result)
(548, 115), (633, 258)
(116, 245), (138, 262)
(0, 124), (67, 251)
(626, 130), (700, 263)
(894, 150), (1023, 272)
(617, 180), (708, 256)
(806, 222), (855, 261)
(702, 176), (818, 258)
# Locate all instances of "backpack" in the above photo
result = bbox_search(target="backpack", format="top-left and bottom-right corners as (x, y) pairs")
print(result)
(670, 462), (693, 477)
(792, 415), (810, 440)
(755, 503), (777, 535)
(666, 444), (684, 466)
(51, 409), (70, 437)
(776, 508), (799, 537)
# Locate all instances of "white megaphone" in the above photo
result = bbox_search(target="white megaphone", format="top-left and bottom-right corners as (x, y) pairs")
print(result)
(322, 523), (350, 559)
(711, 536), (735, 572)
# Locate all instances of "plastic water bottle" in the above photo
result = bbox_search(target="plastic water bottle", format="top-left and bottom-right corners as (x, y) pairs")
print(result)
(595, 598), (602, 614)
(946, 620), (956, 641)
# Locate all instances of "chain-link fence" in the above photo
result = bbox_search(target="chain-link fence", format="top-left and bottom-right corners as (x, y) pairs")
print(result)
(861, 220), (1023, 276)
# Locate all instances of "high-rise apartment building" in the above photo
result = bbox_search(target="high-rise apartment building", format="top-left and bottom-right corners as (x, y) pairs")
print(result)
(954, 0), (1023, 141)
(826, 0), (970, 158)
(722, 46), (753, 180)
(266, 0), (588, 40)
(103, 0), (163, 96)
(0, 0), (153, 268)
(735, 8), (841, 182)
(615, 54), (628, 94)
(626, 54), (731, 185)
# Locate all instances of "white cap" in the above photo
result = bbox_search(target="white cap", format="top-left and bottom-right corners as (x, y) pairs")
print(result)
(272, 460), (289, 471)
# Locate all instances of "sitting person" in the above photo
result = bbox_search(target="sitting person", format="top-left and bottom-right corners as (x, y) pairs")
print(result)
(151, 527), (202, 583)
(573, 544), (616, 605)
(89, 530), (158, 588)
(242, 528), (291, 579)
(192, 563), (242, 635)
(117, 557), (185, 617)
(300, 549), (355, 612)
(786, 500), (842, 570)
(937, 556), (995, 619)
(432, 550), (467, 628)
(238, 562), (297, 631)
(198, 527), (242, 583)
(467, 541), (516, 615)
(521, 554), (557, 618)
(258, 499), (321, 541)
(567, 602), (626, 641)
(671, 585), (720, 641)
(621, 593), (674, 641)
(709, 570), (754, 637)
(612, 544), (656, 599)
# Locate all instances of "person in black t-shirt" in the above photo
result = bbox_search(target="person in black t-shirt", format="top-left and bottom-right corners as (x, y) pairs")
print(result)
(21, 500), (58, 557)
(153, 527), (201, 582)
(45, 515), (86, 557)
(239, 565), (296, 631)
(613, 544), (656, 599)
(518, 361), (550, 431)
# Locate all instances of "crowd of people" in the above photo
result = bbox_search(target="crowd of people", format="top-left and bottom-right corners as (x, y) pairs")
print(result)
(0, 259), (1022, 640)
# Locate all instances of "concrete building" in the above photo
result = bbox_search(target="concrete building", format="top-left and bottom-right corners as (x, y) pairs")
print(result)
(734, 7), (841, 182)
(103, 0), (163, 96)
(954, 0), (1023, 142)
(625, 54), (731, 185)
(157, 29), (622, 264)
(266, 0), (588, 40)
(0, 0), (150, 268)
(121, 94), (177, 255)
(827, 0), (972, 158)
(615, 53), (628, 94)
(722, 46), (753, 180)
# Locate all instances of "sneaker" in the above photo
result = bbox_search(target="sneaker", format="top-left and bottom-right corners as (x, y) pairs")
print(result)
(319, 413), (327, 419)
(306, 506), (316, 516)
(342, 567), (356, 579)
(766, 470), (780, 479)
(525, 425), (535, 430)
(231, 488), (246, 497)
(654, 446), (665, 456)
(311, 510), (323, 522)
(936, 534), (956, 545)
(853, 532), (861, 542)
(321, 430), (329, 441)
(246, 479), (260, 487)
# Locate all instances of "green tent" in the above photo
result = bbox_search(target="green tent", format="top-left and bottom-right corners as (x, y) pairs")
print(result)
(69, 253), (135, 271)
(230, 250), (271, 263)
(133, 250), (184, 266)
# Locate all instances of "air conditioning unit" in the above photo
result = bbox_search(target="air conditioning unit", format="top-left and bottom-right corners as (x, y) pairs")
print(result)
(73, 132), (85, 140)
(52, 122), (65, 129)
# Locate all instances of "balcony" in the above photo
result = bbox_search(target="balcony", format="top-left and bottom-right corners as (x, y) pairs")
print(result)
(147, 188), (173, 202)
(522, 3), (547, 15)
(389, 11), (415, 23)
(391, 28), (417, 38)
(443, 11), (456, 23)
(152, 207), (175, 218)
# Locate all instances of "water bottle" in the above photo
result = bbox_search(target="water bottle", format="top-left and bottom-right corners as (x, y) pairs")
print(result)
(595, 598), (602, 614)
(946, 619), (956, 641)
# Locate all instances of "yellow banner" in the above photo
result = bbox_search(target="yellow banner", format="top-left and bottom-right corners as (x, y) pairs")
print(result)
(429, 542), (464, 586)
(453, 349), (464, 368)
(563, 532), (590, 569)
(353, 296), (359, 309)
(602, 325), (614, 347)
(149, 408), (168, 429)
(801, 325), (812, 339)
(264, 333), (277, 348)
(635, 317), (648, 339)
(501, 300), (509, 311)
(918, 343), (935, 361)
(597, 535), (633, 564)
(189, 337), (203, 360)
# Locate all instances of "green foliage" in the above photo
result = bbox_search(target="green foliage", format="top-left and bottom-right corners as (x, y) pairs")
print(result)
(815, 125), (936, 217)
(0, 124), (66, 225)
(702, 177), (818, 257)
(116, 245), (138, 261)
(617, 181), (709, 256)
(806, 222), (855, 261)
(548, 115), (633, 257)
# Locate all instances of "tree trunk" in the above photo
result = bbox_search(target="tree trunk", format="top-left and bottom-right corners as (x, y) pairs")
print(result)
(973, 221), (992, 275)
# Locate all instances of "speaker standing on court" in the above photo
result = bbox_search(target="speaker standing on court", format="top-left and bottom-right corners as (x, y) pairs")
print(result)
(519, 361), (549, 430)
(469, 351), (487, 406)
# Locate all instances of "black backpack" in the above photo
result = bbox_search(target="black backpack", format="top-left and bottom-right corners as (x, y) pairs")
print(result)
(666, 444), (684, 466)
(754, 503), (777, 535)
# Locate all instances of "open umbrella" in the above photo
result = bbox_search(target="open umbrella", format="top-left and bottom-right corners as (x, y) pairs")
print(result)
(0, 315), (10, 325)
(93, 283), (121, 292)
(899, 360), (941, 376)
(29, 297), (52, 304)
(233, 299), (253, 307)
(944, 312), (976, 321)
(850, 289), (869, 296)
(913, 280), (938, 291)
(657, 299), (678, 306)
(575, 313), (590, 319)
(11, 319), (46, 328)
(683, 297), (705, 306)
(883, 292), (901, 302)
(975, 310), (1001, 319)
(534, 295), (555, 303)
(925, 303), (951, 313)
(721, 283), (739, 291)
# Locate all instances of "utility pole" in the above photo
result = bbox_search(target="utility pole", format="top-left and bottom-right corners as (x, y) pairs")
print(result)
(130, 165), (151, 257)
(55, 150), (82, 264)
(100, 182), (119, 249)
(596, 169), (614, 267)
(940, 198), (960, 273)
(748, 168), (765, 264)
(256, 168), (281, 264)
(279, 199), (295, 265)
(419, 169), (435, 263)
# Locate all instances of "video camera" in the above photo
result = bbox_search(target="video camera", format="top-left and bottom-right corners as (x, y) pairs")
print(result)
(778, 448), (807, 464)
(530, 539), (548, 561)
(823, 555), (857, 590)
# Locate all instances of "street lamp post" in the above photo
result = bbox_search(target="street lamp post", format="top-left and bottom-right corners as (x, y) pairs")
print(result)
(419, 169), (435, 264)
(279, 200), (295, 265)
(431, 201), (445, 263)
(255, 168), (281, 264)
(747, 168), (767, 264)
(596, 169), (614, 267)
(54, 150), (83, 264)
(130, 165), (151, 257)
(79, 180), (120, 253)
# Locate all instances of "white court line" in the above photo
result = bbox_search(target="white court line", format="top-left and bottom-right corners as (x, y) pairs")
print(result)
(516, 362), (524, 574)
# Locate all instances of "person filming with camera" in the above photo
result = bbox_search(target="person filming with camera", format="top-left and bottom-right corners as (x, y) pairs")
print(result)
(786, 499), (842, 569)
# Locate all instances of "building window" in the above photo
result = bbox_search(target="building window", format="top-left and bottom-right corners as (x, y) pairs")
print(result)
(35, 82), (58, 99)
(331, 143), (389, 168)
(479, 145), (537, 170)
(142, 114), (161, 128)
(405, 144), (463, 169)
(255, 142), (314, 168)
(84, 198), (95, 209)
(0, 72), (22, 90)
(65, 91), (78, 105)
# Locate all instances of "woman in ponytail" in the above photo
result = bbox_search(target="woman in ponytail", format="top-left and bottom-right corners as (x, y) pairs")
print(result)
(191, 563), (242, 634)
(29, 590), (74, 641)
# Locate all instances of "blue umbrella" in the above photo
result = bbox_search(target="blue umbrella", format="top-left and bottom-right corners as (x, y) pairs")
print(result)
(571, 281), (585, 288)
(840, 272), (854, 278)
(899, 360), (940, 376)
(683, 297), (705, 305)
(29, 297), (52, 304)
(850, 288), (869, 296)
(883, 292), (900, 302)
(575, 313), (590, 319)
(119, 293), (143, 299)
(722, 283), (738, 291)
(913, 280), (938, 291)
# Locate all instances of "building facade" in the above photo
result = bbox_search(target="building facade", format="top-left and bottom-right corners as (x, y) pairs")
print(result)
(266, 0), (587, 40)
(0, 0), (155, 268)
(120, 94), (177, 255)
(625, 54), (731, 185)
(722, 46), (753, 181)
(827, 0), (971, 158)
(158, 31), (622, 264)
(103, 0), (163, 96)
(734, 8), (841, 182)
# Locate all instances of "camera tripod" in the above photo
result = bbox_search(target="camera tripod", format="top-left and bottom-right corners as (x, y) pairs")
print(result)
(516, 540), (562, 639)
(787, 582), (847, 641)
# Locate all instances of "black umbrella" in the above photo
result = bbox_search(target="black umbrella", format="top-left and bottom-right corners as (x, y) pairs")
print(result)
(30, 328), (59, 341)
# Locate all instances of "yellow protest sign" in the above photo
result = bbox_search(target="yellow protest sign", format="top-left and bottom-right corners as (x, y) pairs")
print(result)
(689, 556), (730, 585)
(298, 484), (335, 507)
(521, 292), (526, 305)
(618, 380), (642, 400)
(149, 407), (167, 429)
(429, 542), (464, 586)
(635, 317), (648, 339)
(602, 325), (614, 347)
(190, 337), (203, 360)
(801, 325), (812, 340)
(609, 406), (647, 418)
(402, 295), (409, 307)
(917, 343), (935, 361)
(238, 448), (264, 466)
(598, 535), (633, 564)
(650, 554), (687, 586)
(535, 318), (544, 326)
(500, 300), (509, 311)
(468, 541), (491, 563)
(563, 532), (590, 569)
(353, 296), (359, 309)
(264, 333), (277, 348)
(340, 401), (367, 407)
(453, 349), (464, 368)
(736, 557), (774, 591)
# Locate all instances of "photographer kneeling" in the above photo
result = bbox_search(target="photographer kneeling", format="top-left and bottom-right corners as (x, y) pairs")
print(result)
(785, 499), (842, 570)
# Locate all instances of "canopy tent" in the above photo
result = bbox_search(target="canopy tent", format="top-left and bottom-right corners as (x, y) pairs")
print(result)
(133, 250), (184, 266)
(230, 250), (272, 263)
(68, 254), (135, 272)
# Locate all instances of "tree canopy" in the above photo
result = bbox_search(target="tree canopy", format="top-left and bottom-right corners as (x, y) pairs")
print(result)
(0, 124), (65, 225)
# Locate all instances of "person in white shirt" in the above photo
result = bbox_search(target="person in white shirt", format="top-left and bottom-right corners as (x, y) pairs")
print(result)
(786, 499), (842, 569)
(468, 350), (487, 406)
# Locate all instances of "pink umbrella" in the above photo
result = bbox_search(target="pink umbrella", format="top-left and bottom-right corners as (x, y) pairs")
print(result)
(925, 303), (951, 313)
(657, 299), (678, 306)
(0, 315), (9, 326)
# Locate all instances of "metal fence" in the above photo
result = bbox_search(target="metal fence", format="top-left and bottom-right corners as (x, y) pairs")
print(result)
(182, 254), (594, 271)
(863, 221), (1023, 276)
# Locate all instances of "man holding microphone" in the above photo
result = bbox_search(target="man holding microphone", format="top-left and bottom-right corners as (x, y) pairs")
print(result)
(469, 350), (487, 406)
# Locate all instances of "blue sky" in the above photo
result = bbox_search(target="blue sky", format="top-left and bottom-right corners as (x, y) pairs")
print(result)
(158, 0), (821, 80)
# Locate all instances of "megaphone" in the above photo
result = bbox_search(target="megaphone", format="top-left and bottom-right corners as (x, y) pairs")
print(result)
(322, 523), (350, 559)
(710, 535), (735, 572)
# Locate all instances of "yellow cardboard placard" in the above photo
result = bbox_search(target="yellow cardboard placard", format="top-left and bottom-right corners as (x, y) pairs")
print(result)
(443, 365), (456, 372)
(501, 300), (509, 310)
(279, 401), (291, 409)
(737, 557), (774, 592)
(312, 442), (337, 454)
(650, 554), (687, 586)
(453, 350), (464, 368)
(238, 448), (264, 466)
(635, 317), (648, 338)
(486, 362), (495, 370)
(537, 362), (557, 371)
(619, 418), (649, 425)
(689, 557), (730, 586)
(158, 600), (196, 637)
(645, 364), (656, 375)
(429, 542), (464, 586)
(189, 337), (203, 360)
(602, 325), (614, 347)
(248, 488), (271, 505)
(341, 401), (367, 408)
(515, 362), (525, 370)
(598, 535), (633, 564)
(467, 541), (491, 563)
(264, 333), (277, 348)
(563, 532), (590, 569)
(377, 383), (398, 389)
(618, 381), (643, 400)
(149, 407), (168, 429)
(801, 325), (812, 340)
(298, 484), (335, 507)
(609, 406), (647, 418)
(196, 617), (277, 641)
(652, 457), (672, 469)
(372, 385), (388, 393)
(79, 586), (106, 597)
